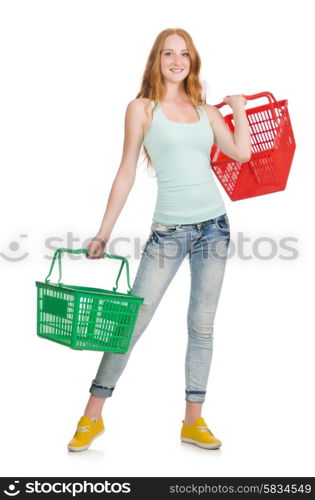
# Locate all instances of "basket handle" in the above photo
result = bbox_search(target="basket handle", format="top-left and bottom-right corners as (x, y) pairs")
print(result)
(44, 248), (133, 295)
(214, 91), (279, 123)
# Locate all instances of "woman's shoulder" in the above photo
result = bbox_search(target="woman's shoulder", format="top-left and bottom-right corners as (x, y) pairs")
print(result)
(128, 97), (152, 110)
(126, 97), (154, 121)
(199, 102), (220, 126)
(125, 98), (154, 136)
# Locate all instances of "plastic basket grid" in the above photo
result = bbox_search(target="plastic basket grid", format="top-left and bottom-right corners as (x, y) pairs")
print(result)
(35, 249), (144, 353)
(210, 92), (296, 201)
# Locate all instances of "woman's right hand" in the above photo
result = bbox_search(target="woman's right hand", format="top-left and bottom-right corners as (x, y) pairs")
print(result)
(85, 235), (107, 259)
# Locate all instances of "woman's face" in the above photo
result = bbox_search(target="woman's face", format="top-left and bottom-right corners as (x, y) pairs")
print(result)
(160, 34), (191, 84)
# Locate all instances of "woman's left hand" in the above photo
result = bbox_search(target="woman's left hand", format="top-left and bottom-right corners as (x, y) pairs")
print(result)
(223, 94), (247, 108)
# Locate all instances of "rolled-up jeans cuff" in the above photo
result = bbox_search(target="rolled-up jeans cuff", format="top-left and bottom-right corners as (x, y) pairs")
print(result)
(89, 380), (115, 398)
(185, 390), (206, 403)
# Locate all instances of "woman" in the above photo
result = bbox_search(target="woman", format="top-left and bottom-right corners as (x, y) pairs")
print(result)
(67, 28), (251, 452)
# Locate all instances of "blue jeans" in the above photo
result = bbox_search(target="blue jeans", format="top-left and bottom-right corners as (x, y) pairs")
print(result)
(89, 213), (230, 403)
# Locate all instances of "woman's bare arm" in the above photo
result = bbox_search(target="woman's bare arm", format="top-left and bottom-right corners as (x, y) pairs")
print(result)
(95, 99), (146, 241)
(204, 100), (252, 162)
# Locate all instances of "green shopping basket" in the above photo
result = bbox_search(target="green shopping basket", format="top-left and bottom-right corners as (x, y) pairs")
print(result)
(35, 248), (144, 353)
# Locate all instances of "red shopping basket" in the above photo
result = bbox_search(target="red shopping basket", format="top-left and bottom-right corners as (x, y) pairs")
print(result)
(210, 91), (296, 201)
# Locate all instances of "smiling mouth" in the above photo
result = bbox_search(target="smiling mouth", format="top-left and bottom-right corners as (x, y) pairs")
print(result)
(170, 69), (183, 73)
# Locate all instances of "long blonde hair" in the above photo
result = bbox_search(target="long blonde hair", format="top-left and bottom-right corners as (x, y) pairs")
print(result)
(136, 28), (207, 175)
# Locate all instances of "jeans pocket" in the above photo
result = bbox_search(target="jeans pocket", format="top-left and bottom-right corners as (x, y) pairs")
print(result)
(151, 222), (179, 236)
(214, 214), (230, 233)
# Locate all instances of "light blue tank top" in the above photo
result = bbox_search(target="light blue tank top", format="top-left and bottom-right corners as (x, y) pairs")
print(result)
(142, 100), (226, 225)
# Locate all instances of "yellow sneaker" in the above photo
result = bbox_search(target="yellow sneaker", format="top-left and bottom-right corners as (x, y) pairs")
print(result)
(180, 417), (222, 449)
(67, 415), (105, 452)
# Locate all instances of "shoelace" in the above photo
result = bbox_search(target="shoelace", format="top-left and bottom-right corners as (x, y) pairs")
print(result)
(76, 424), (91, 433)
(196, 425), (214, 435)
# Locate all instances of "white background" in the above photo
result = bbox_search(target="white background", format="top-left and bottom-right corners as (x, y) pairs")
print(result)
(0, 0), (314, 478)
